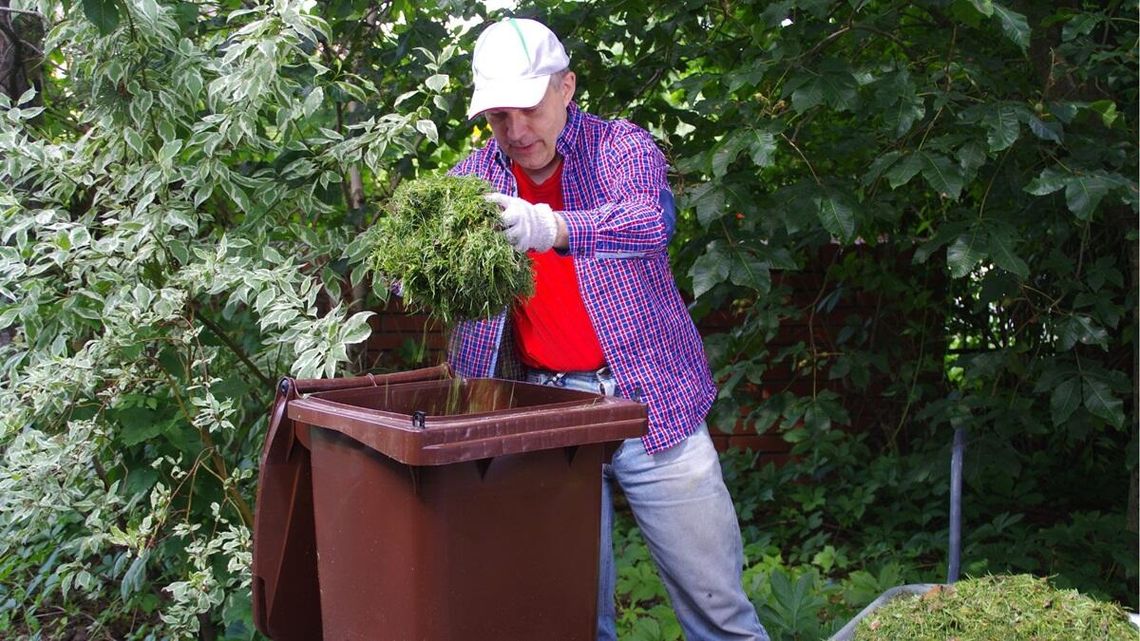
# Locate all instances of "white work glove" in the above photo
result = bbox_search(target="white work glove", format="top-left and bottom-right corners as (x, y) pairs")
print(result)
(485, 193), (558, 253)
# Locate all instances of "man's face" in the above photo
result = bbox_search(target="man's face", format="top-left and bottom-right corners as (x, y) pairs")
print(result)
(484, 71), (576, 182)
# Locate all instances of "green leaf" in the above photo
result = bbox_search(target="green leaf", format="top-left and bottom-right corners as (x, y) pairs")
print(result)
(965, 0), (994, 16)
(886, 94), (925, 138)
(1049, 377), (1081, 426)
(1058, 314), (1109, 351)
(983, 104), (1021, 151)
(917, 151), (965, 200)
(1064, 173), (1111, 220)
(986, 229), (1028, 278)
(1088, 100), (1118, 127)
(790, 80), (823, 113)
(885, 153), (922, 189)
(728, 251), (772, 293)
(956, 141), (987, 178)
(116, 407), (169, 446)
(993, 3), (1030, 51)
(120, 552), (149, 601)
(787, 61), (859, 113)
(814, 191), (857, 242)
(16, 87), (36, 106)
(686, 182), (727, 227)
(83, 0), (120, 34)
(136, 0), (158, 24)
(689, 249), (730, 298)
(1062, 12), (1101, 42)
(159, 140), (183, 163)
(1025, 167), (1065, 196)
(1049, 101), (1080, 124)
(947, 230), (985, 278)
(863, 151), (901, 186)
(748, 130), (778, 168)
(1083, 376), (1124, 428)
(1027, 116), (1063, 143)
(711, 134), (749, 178)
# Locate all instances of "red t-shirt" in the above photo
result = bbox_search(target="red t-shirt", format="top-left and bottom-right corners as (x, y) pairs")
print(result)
(510, 161), (605, 371)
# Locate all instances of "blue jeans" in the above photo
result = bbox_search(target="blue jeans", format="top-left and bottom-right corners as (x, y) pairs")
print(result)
(527, 369), (769, 641)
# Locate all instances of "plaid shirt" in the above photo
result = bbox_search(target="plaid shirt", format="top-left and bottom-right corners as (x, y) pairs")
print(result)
(448, 103), (716, 454)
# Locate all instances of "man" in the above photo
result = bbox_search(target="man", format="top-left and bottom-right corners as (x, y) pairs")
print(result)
(449, 17), (770, 641)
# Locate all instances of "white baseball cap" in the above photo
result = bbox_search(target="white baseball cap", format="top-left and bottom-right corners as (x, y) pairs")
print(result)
(466, 18), (570, 120)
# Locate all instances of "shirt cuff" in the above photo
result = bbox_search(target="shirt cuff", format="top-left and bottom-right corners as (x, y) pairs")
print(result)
(559, 209), (597, 258)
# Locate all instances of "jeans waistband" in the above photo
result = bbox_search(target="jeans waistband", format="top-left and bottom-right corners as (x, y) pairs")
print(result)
(526, 365), (616, 396)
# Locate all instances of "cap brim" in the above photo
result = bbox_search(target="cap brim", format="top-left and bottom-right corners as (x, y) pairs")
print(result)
(466, 75), (551, 120)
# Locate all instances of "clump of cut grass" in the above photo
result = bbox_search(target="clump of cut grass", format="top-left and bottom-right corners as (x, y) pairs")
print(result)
(855, 574), (1136, 641)
(363, 174), (533, 325)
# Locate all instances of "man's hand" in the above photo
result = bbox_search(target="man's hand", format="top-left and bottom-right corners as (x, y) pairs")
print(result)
(486, 193), (559, 252)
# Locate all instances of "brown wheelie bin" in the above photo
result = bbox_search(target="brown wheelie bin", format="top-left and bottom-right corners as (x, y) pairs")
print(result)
(251, 365), (646, 641)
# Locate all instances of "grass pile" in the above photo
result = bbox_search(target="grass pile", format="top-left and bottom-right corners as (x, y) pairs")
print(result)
(855, 574), (1136, 641)
(362, 174), (533, 325)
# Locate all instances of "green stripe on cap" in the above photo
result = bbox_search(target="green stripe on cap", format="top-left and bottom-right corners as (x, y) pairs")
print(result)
(507, 18), (532, 65)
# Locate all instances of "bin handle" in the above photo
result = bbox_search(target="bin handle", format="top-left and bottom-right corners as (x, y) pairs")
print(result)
(289, 364), (451, 396)
(265, 378), (299, 463)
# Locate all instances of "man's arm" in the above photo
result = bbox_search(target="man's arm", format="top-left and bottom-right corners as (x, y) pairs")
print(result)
(558, 123), (673, 259)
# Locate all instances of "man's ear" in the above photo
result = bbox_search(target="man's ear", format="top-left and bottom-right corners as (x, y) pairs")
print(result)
(561, 71), (577, 105)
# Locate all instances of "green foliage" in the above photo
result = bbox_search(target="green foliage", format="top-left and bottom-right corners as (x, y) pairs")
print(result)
(1, 0), (1135, 637)
(549, 0), (1136, 633)
(0, 0), (482, 637)
(351, 174), (533, 325)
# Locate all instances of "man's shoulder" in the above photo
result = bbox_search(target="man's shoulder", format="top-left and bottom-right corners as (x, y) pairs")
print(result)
(452, 141), (501, 176)
(574, 108), (658, 152)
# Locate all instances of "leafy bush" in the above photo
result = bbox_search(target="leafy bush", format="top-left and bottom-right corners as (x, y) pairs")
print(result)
(0, 0), (471, 637)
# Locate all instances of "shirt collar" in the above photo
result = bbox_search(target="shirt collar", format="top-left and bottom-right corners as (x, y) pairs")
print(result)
(555, 101), (583, 158)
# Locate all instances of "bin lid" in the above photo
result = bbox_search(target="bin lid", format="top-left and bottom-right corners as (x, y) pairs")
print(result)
(251, 365), (451, 641)
(287, 377), (647, 465)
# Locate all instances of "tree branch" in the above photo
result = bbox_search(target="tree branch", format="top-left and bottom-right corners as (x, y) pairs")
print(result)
(190, 301), (275, 389)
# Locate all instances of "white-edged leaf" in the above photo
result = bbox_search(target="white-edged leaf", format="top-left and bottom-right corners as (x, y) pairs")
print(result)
(302, 87), (324, 118)
(415, 119), (438, 143)
(340, 311), (376, 345)
(425, 74), (449, 93)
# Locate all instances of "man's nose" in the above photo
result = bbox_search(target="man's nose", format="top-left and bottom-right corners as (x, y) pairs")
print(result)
(502, 112), (528, 138)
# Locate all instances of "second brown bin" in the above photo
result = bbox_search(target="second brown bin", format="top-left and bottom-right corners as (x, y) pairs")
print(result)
(252, 366), (646, 641)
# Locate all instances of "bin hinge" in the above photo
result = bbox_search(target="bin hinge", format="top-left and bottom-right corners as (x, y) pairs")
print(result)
(411, 410), (427, 429)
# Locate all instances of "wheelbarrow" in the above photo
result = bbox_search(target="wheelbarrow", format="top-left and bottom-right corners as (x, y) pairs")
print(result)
(826, 427), (968, 641)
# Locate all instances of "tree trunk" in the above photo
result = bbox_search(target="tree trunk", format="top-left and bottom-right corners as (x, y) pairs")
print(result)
(0, 0), (43, 104)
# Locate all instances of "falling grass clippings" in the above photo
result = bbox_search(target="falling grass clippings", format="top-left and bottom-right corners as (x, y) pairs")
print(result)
(364, 174), (533, 325)
(855, 574), (1136, 641)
